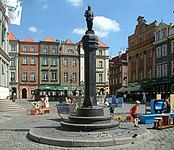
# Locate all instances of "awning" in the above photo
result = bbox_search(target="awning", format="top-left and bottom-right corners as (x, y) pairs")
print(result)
(75, 85), (84, 91)
(36, 85), (57, 91)
(117, 83), (142, 92)
(116, 87), (127, 92)
(57, 85), (72, 91)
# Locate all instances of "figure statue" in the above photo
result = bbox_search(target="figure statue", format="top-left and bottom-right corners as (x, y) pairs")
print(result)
(84, 5), (94, 31)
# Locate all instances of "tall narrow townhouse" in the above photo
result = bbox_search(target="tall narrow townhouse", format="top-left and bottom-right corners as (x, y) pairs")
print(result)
(78, 40), (110, 95)
(9, 32), (19, 99)
(0, 2), (10, 99)
(153, 22), (171, 96)
(127, 16), (157, 93)
(60, 39), (80, 95)
(39, 36), (60, 93)
(18, 37), (39, 99)
(109, 52), (128, 95)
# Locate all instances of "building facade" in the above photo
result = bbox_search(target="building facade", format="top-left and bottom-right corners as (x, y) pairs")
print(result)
(128, 16), (157, 89)
(18, 37), (39, 99)
(9, 32), (19, 99)
(109, 52), (128, 95)
(60, 39), (80, 95)
(39, 36), (60, 91)
(153, 22), (174, 97)
(0, 2), (10, 99)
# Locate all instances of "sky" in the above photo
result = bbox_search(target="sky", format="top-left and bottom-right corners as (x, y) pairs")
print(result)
(9, 0), (174, 57)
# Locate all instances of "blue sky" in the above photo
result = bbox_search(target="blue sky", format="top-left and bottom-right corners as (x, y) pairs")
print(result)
(9, 0), (174, 57)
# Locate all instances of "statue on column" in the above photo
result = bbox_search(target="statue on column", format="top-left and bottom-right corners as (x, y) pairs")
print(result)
(84, 5), (94, 31)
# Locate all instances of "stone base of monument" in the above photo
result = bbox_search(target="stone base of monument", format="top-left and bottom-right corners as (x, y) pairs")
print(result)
(28, 122), (152, 148)
(60, 106), (118, 132)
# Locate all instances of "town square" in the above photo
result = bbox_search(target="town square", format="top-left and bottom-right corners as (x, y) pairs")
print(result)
(0, 0), (174, 149)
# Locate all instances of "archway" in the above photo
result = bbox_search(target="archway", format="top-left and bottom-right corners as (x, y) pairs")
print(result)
(22, 88), (27, 99)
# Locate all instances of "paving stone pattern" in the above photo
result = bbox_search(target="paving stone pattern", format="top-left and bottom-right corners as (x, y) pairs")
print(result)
(0, 100), (174, 150)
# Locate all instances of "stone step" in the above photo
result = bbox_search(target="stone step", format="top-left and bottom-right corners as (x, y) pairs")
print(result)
(0, 100), (23, 112)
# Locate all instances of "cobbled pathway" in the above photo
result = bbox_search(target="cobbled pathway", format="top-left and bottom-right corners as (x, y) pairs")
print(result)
(0, 100), (174, 150)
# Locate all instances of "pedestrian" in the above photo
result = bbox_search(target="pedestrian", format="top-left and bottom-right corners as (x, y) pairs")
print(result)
(130, 100), (140, 127)
(44, 95), (49, 108)
(109, 105), (115, 115)
(141, 92), (146, 104)
(12, 93), (16, 102)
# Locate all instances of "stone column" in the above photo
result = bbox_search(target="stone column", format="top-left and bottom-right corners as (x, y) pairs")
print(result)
(82, 30), (98, 107)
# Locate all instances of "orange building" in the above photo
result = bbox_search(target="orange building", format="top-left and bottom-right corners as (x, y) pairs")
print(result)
(18, 37), (39, 99)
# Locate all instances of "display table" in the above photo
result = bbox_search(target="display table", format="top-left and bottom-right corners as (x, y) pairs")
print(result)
(139, 112), (174, 124)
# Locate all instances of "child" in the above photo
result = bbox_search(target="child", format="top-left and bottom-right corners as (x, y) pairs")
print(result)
(130, 100), (140, 127)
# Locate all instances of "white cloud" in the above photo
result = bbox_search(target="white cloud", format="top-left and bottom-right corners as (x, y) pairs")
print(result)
(73, 16), (121, 38)
(73, 28), (85, 35)
(28, 26), (37, 33)
(66, 0), (83, 7)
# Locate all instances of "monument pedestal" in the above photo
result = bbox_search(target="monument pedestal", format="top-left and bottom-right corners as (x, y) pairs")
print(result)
(60, 107), (118, 131)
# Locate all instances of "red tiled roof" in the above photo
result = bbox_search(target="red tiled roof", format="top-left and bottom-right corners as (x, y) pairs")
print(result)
(23, 37), (34, 42)
(9, 32), (18, 41)
(65, 39), (73, 44)
(44, 36), (55, 42)
(98, 40), (108, 47)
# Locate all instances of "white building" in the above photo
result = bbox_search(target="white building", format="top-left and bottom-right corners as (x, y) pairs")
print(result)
(79, 40), (110, 94)
(0, 2), (10, 99)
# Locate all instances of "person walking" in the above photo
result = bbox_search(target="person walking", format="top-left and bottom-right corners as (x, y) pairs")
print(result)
(130, 100), (140, 127)
(12, 93), (16, 102)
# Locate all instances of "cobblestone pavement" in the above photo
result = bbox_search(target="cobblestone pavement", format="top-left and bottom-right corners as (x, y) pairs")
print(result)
(0, 100), (174, 150)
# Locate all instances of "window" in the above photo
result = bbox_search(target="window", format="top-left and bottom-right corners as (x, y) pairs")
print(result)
(42, 46), (48, 53)
(31, 90), (35, 95)
(99, 50), (102, 55)
(42, 72), (48, 80)
(30, 46), (35, 52)
(30, 72), (35, 81)
(148, 50), (152, 57)
(171, 40), (174, 53)
(51, 58), (57, 66)
(2, 64), (4, 74)
(10, 43), (17, 51)
(162, 29), (167, 38)
(51, 72), (57, 80)
(172, 61), (174, 75)
(156, 31), (160, 41)
(64, 73), (68, 82)
(72, 59), (77, 66)
(162, 44), (167, 56)
(64, 59), (68, 66)
(22, 72), (27, 81)
(22, 57), (28, 65)
(99, 61), (103, 68)
(11, 72), (15, 81)
(156, 65), (161, 78)
(23, 46), (28, 52)
(30, 57), (35, 65)
(66, 49), (74, 54)
(11, 58), (16, 66)
(72, 73), (77, 82)
(139, 70), (143, 80)
(51, 47), (57, 54)
(42, 58), (48, 66)
(162, 63), (167, 77)
(148, 69), (152, 78)
(99, 74), (103, 83)
(156, 47), (161, 58)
